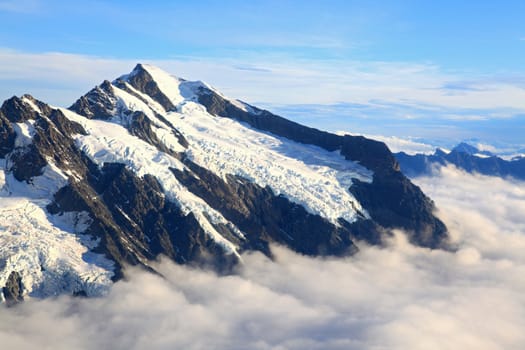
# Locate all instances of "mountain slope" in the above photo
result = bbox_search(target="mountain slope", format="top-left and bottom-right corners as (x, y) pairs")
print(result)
(1, 64), (448, 301)
(396, 143), (525, 180)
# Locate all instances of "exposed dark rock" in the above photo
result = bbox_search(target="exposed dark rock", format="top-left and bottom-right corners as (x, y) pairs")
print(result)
(128, 111), (182, 158)
(340, 135), (400, 173)
(0, 111), (16, 157)
(48, 109), (87, 136)
(113, 77), (189, 148)
(0, 96), (37, 123)
(195, 86), (448, 248)
(124, 64), (175, 111)
(0, 96), (233, 277)
(196, 86), (401, 174)
(72, 290), (88, 298)
(70, 79), (188, 153)
(9, 144), (47, 182)
(196, 88), (342, 151)
(48, 162), (239, 276)
(339, 219), (386, 246)
(2, 271), (23, 306)
(69, 80), (116, 120)
(3, 96), (88, 183)
(22, 94), (53, 116)
(172, 158), (358, 257)
(349, 173), (448, 248)
(113, 78), (152, 105)
(48, 176), (150, 279)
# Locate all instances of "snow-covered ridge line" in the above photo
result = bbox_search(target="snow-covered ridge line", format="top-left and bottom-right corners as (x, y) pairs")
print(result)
(137, 64), (261, 115)
(138, 64), (190, 106)
(99, 72), (372, 224)
(169, 101), (372, 223)
(60, 108), (242, 257)
(110, 83), (186, 153)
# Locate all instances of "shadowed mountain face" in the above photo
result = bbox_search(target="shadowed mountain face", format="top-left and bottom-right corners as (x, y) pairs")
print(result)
(0, 64), (448, 300)
(395, 143), (525, 180)
(192, 77), (447, 248)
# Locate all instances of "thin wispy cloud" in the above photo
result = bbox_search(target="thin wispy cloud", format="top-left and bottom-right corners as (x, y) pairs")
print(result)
(0, 49), (524, 144)
(1, 166), (525, 349)
(2, 49), (525, 111)
(233, 65), (273, 73)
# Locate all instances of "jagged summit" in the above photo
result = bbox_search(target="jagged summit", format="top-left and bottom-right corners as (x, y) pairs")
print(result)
(451, 142), (494, 157)
(1, 64), (448, 301)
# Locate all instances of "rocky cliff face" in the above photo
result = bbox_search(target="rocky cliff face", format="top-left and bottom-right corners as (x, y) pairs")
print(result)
(1, 64), (449, 301)
(2, 271), (23, 306)
(193, 80), (447, 248)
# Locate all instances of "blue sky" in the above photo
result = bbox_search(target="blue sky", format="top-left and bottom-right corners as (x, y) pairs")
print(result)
(1, 0), (524, 147)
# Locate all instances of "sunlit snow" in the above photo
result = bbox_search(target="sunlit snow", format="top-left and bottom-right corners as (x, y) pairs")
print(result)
(0, 160), (114, 299)
(1, 64), (378, 300)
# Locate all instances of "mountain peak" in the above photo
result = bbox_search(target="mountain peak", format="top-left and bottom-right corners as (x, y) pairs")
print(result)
(452, 142), (479, 155)
(452, 142), (493, 156)
(1, 94), (41, 123)
(126, 63), (185, 86)
(1, 64), (449, 301)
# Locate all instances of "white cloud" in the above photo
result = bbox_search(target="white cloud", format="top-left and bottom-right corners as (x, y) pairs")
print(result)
(351, 133), (437, 154)
(1, 166), (525, 349)
(0, 49), (136, 106)
(1, 48), (525, 117)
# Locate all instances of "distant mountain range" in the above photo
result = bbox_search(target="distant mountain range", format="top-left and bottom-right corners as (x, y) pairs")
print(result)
(1, 64), (448, 303)
(395, 142), (525, 180)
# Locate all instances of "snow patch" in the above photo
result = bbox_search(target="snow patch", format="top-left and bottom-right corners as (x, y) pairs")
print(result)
(139, 64), (192, 107)
(0, 198), (114, 299)
(182, 79), (262, 115)
(170, 102), (372, 223)
(2, 161), (68, 199)
(12, 120), (35, 147)
(61, 108), (242, 257)
(21, 96), (42, 114)
(110, 84), (186, 153)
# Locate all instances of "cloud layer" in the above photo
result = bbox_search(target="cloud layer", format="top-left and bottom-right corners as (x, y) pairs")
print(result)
(1, 166), (525, 349)
(2, 48), (523, 144)
(2, 49), (525, 112)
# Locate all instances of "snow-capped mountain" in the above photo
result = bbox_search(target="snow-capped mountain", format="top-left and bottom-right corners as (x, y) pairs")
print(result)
(0, 64), (448, 303)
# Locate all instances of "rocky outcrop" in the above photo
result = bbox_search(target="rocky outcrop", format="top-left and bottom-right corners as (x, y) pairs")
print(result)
(193, 86), (448, 248)
(2, 271), (23, 306)
(1, 96), (38, 123)
(69, 80), (116, 120)
(0, 111), (16, 157)
(70, 79), (188, 155)
(349, 172), (448, 248)
(48, 164), (238, 277)
(171, 158), (359, 258)
(123, 64), (175, 111)
(197, 89), (343, 151)
(127, 111), (182, 158)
